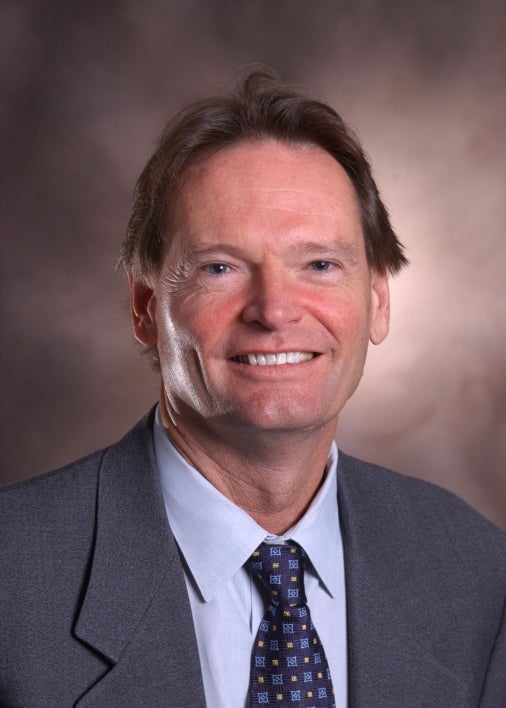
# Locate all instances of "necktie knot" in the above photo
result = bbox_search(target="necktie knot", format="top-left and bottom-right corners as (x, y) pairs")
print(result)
(249, 542), (307, 609)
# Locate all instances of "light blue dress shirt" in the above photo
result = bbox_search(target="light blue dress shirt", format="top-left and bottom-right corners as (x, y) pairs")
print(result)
(153, 407), (348, 707)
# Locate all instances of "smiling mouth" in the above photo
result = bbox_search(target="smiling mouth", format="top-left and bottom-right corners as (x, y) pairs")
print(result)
(231, 352), (316, 366)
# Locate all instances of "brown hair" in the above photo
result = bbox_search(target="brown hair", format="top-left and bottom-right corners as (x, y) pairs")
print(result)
(119, 68), (407, 280)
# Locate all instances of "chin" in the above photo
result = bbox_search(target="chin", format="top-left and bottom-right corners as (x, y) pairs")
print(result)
(217, 398), (340, 434)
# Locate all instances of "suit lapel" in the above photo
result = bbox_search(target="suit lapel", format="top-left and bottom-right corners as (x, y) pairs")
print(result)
(337, 453), (467, 707)
(74, 411), (206, 707)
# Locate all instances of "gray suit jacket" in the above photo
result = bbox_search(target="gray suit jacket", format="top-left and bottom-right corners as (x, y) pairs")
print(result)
(1, 409), (505, 707)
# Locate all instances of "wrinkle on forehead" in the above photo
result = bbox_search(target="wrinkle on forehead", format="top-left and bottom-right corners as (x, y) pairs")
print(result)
(199, 194), (359, 221)
(180, 139), (359, 202)
(176, 184), (361, 237)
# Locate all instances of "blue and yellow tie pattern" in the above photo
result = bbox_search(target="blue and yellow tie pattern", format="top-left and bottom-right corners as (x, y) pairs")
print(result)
(247, 543), (335, 707)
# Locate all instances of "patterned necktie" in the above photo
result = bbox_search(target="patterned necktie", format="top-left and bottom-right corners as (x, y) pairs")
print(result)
(247, 542), (335, 707)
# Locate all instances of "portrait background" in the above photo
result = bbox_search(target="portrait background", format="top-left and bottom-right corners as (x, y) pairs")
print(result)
(2, 0), (505, 528)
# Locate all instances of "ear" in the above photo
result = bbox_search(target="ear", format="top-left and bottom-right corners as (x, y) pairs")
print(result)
(369, 271), (390, 345)
(129, 274), (158, 347)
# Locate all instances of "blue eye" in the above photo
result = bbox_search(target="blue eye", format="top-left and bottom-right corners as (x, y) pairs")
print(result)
(310, 260), (332, 272)
(204, 263), (230, 275)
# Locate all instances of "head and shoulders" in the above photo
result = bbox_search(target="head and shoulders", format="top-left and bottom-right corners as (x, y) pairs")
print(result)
(2, 69), (504, 552)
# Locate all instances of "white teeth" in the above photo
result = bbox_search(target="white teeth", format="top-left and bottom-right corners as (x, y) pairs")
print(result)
(238, 352), (315, 366)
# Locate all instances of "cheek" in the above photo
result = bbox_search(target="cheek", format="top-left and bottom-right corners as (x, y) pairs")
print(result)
(319, 292), (372, 344)
(176, 287), (239, 329)
(158, 297), (231, 362)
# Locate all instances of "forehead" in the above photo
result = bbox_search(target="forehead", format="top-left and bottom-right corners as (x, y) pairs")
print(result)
(169, 139), (363, 250)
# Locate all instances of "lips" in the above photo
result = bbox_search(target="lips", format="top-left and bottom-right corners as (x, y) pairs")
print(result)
(231, 352), (316, 366)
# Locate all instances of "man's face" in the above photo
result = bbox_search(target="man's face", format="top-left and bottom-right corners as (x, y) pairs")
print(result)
(132, 140), (390, 437)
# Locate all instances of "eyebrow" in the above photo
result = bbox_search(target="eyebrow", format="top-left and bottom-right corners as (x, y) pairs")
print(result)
(185, 239), (362, 264)
(293, 240), (362, 264)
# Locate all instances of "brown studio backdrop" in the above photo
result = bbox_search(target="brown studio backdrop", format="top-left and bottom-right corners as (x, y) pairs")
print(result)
(1, 0), (505, 528)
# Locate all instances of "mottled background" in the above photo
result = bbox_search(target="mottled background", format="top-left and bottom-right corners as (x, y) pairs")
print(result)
(2, 0), (505, 528)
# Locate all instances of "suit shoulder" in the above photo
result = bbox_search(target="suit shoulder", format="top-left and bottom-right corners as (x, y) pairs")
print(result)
(0, 407), (156, 515)
(0, 447), (105, 506)
(337, 451), (506, 568)
(0, 449), (110, 558)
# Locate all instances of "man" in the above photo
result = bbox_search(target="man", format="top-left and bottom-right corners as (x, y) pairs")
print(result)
(1, 70), (505, 708)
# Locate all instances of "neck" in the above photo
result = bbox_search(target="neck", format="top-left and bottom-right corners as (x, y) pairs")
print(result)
(159, 397), (338, 535)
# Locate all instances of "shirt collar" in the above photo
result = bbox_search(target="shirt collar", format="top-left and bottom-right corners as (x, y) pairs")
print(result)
(153, 406), (341, 602)
(282, 441), (340, 598)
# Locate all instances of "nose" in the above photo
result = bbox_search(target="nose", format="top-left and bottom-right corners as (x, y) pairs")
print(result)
(241, 265), (303, 330)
